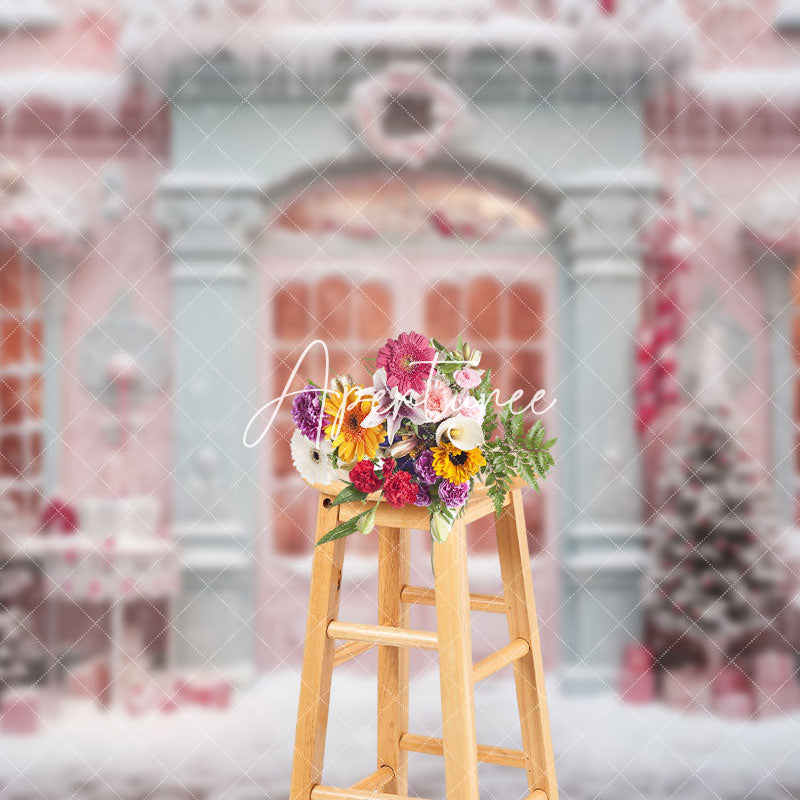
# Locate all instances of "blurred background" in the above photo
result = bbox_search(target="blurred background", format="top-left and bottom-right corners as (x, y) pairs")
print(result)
(1, 0), (800, 798)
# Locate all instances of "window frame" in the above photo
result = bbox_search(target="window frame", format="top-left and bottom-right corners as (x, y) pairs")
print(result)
(0, 249), (44, 525)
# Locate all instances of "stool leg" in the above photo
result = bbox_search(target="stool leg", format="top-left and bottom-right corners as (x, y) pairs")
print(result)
(496, 489), (558, 800)
(433, 518), (480, 800)
(289, 497), (346, 800)
(377, 526), (411, 794)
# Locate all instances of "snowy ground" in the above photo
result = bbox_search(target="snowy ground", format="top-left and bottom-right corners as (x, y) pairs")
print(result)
(2, 669), (800, 800)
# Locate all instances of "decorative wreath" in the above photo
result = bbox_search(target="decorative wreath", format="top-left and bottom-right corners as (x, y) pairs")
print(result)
(349, 64), (466, 166)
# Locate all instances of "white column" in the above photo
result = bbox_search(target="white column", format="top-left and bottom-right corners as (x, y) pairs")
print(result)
(158, 174), (264, 682)
(754, 249), (798, 550)
(557, 168), (658, 692)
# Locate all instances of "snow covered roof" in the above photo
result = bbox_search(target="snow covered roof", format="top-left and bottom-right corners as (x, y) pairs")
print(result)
(120, 1), (693, 82)
(0, 0), (59, 31)
(351, 0), (493, 17)
(688, 68), (800, 107)
(0, 163), (86, 252)
(740, 185), (800, 253)
(269, 16), (570, 59)
(0, 70), (130, 111)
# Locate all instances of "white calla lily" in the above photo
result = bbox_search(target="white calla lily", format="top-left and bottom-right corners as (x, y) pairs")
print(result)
(430, 512), (453, 544)
(355, 506), (377, 536)
(435, 415), (484, 450)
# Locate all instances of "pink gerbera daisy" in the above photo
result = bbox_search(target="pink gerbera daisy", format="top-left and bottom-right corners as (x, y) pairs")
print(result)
(376, 332), (436, 395)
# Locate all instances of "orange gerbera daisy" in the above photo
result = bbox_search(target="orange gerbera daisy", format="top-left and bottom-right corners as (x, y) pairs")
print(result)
(324, 385), (384, 463)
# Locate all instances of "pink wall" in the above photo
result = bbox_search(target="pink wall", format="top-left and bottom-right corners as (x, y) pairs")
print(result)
(59, 154), (171, 518)
(646, 147), (800, 481)
(682, 0), (794, 70)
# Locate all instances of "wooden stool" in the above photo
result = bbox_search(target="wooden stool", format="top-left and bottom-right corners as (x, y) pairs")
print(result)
(289, 479), (558, 800)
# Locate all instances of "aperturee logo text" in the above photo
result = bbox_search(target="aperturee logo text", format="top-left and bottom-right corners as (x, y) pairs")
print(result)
(244, 335), (556, 546)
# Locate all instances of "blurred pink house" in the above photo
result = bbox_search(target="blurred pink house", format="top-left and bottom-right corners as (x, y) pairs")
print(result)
(0, 0), (798, 696)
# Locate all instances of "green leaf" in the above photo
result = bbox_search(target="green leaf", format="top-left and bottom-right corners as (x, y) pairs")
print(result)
(330, 484), (370, 506)
(476, 368), (493, 395)
(437, 362), (460, 377)
(519, 463), (536, 487)
(482, 406), (498, 441)
(489, 484), (506, 517)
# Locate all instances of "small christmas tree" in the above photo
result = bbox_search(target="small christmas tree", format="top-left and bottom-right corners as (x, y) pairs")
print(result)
(646, 395), (785, 666)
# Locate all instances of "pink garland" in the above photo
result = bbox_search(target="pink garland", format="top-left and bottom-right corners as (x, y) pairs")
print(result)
(635, 215), (689, 436)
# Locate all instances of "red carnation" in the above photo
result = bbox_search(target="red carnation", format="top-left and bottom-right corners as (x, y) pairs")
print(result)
(349, 459), (383, 493)
(383, 470), (417, 509)
(381, 458), (396, 478)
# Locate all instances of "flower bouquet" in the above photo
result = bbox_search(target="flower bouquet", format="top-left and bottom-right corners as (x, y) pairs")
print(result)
(289, 332), (555, 546)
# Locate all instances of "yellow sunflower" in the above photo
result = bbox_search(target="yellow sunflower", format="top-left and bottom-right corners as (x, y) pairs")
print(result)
(431, 443), (486, 484)
(324, 385), (384, 463)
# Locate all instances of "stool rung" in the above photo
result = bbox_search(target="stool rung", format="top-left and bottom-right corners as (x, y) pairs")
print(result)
(399, 733), (527, 769)
(473, 638), (530, 683)
(349, 765), (394, 791)
(311, 788), (432, 800)
(327, 620), (438, 650)
(400, 585), (507, 614)
(332, 640), (374, 668)
(526, 792), (548, 800)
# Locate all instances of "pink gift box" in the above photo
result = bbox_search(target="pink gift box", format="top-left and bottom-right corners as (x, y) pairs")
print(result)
(67, 658), (110, 701)
(713, 691), (754, 719)
(662, 666), (711, 712)
(0, 690), (42, 735)
(753, 651), (799, 716)
(618, 643), (655, 704)
(755, 650), (795, 684)
(712, 664), (750, 695)
(174, 676), (231, 709)
(709, 665), (755, 718)
(122, 683), (179, 716)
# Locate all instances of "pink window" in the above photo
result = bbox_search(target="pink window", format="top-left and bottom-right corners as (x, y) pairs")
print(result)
(0, 251), (43, 523)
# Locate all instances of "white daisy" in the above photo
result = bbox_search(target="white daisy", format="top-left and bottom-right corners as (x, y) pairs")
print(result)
(290, 428), (336, 485)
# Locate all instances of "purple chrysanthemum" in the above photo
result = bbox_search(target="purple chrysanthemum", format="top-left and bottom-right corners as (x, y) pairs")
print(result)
(414, 450), (437, 485)
(438, 479), (470, 509)
(414, 484), (432, 507)
(292, 385), (330, 441)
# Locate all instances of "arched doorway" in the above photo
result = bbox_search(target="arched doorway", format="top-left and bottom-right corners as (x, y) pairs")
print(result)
(255, 161), (562, 666)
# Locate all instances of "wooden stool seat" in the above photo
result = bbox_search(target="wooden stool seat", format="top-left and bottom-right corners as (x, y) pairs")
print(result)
(289, 480), (559, 800)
